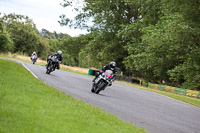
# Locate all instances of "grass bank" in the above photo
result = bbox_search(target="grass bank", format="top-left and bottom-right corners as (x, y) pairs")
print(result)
(0, 59), (145, 133)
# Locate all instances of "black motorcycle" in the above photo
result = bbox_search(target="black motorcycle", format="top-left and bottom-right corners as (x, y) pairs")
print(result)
(46, 55), (59, 74)
(91, 70), (114, 94)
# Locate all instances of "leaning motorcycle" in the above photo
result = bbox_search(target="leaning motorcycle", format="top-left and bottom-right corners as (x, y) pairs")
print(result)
(31, 55), (37, 64)
(91, 70), (114, 94)
(46, 55), (59, 74)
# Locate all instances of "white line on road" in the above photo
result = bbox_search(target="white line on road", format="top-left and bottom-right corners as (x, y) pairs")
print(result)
(22, 63), (39, 79)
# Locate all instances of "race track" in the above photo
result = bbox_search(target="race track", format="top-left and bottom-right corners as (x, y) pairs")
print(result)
(11, 60), (200, 133)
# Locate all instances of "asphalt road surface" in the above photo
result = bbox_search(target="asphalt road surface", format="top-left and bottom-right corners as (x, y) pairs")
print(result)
(6, 59), (200, 133)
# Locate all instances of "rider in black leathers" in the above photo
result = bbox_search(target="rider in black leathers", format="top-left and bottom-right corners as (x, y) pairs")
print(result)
(92, 61), (117, 83)
(47, 50), (63, 69)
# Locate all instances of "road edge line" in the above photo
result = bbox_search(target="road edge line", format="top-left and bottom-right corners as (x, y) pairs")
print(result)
(22, 63), (39, 79)
(0, 57), (38, 79)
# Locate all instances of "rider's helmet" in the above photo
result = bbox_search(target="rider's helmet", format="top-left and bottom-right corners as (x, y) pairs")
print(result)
(33, 52), (36, 55)
(109, 61), (116, 70)
(57, 50), (62, 56)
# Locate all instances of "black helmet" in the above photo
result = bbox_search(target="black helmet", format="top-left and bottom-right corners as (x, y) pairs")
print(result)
(109, 61), (116, 70)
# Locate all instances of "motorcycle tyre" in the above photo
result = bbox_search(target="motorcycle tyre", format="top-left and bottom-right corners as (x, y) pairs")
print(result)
(46, 63), (52, 74)
(95, 81), (107, 94)
(91, 83), (95, 93)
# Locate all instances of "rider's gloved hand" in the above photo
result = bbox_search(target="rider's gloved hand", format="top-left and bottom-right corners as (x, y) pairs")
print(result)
(100, 70), (103, 73)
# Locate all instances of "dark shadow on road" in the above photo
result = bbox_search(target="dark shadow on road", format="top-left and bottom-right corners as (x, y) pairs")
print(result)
(44, 73), (59, 77)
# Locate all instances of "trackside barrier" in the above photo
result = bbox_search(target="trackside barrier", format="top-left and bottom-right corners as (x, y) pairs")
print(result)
(148, 82), (200, 99)
(150, 84), (158, 89)
(148, 82), (152, 88)
(186, 90), (199, 98)
(174, 88), (186, 95)
(165, 86), (175, 93)
(88, 69), (99, 76)
(88, 69), (94, 75)
(157, 85), (166, 91)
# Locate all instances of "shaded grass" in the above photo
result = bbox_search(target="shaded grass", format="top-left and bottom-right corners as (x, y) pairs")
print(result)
(0, 59), (145, 133)
(117, 81), (200, 108)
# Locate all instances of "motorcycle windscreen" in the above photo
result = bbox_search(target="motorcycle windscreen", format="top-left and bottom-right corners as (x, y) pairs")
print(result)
(105, 70), (114, 80)
(32, 55), (37, 59)
(51, 56), (58, 62)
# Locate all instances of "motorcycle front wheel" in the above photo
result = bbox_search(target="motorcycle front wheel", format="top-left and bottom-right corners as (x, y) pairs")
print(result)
(95, 81), (107, 94)
(46, 62), (52, 74)
(91, 82), (95, 93)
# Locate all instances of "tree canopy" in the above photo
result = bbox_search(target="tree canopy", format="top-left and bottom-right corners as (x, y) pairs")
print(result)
(1, 0), (200, 90)
(59, 0), (200, 90)
(1, 13), (50, 59)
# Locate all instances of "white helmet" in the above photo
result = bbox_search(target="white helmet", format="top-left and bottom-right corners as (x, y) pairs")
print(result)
(57, 50), (62, 56)
(33, 52), (36, 55)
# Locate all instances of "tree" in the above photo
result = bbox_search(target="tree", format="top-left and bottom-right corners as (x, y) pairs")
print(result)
(120, 1), (200, 90)
(0, 17), (14, 52)
(2, 13), (50, 58)
(60, 0), (140, 70)
(59, 0), (200, 90)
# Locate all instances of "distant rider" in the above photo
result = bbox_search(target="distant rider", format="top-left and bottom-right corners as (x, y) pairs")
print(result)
(30, 51), (37, 60)
(47, 50), (63, 69)
(92, 61), (117, 83)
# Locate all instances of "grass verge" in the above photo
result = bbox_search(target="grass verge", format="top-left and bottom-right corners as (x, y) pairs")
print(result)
(0, 59), (145, 133)
(117, 81), (200, 108)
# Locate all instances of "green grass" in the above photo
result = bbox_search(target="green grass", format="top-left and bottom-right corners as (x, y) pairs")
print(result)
(0, 59), (145, 133)
(117, 81), (200, 108)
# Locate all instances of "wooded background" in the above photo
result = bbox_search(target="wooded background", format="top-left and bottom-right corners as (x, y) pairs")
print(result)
(1, 0), (200, 90)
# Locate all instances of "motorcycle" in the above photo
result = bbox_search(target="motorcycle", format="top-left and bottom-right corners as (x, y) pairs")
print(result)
(31, 55), (37, 64)
(91, 70), (114, 94)
(46, 55), (59, 74)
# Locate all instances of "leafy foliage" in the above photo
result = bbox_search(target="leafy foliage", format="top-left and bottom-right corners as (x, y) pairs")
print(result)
(1, 13), (50, 59)
(1, 0), (200, 90)
(0, 18), (14, 52)
(59, 0), (200, 90)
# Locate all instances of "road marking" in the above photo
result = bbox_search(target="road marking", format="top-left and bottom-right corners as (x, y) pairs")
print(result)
(0, 57), (39, 79)
(22, 63), (39, 79)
